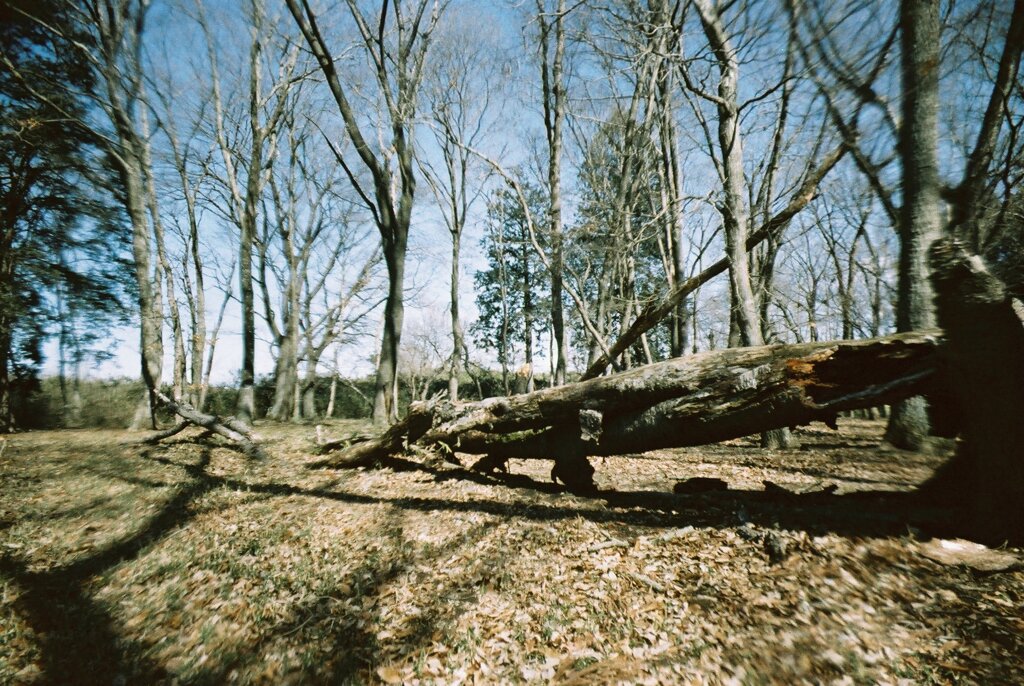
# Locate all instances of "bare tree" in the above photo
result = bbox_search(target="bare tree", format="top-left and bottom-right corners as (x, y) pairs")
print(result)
(420, 9), (501, 402)
(686, 0), (762, 348)
(579, 0), (847, 381)
(199, 0), (300, 425)
(536, 0), (570, 385)
(946, 0), (1024, 249)
(677, 0), (845, 447)
(258, 104), (382, 421)
(816, 185), (872, 341)
(567, 0), (683, 371)
(286, 0), (445, 424)
(651, 0), (691, 358)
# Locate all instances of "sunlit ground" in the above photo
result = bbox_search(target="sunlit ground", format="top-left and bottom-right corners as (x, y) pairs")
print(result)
(1, 420), (1021, 684)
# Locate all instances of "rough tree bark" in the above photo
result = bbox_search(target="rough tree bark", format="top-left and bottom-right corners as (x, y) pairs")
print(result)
(316, 330), (942, 484)
(922, 239), (1024, 544)
(886, 0), (941, 450)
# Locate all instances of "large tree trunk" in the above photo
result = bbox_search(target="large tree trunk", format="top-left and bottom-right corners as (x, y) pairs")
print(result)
(300, 378), (318, 420)
(922, 239), (1024, 543)
(886, 0), (941, 450)
(317, 330), (941, 472)
(268, 331), (298, 421)
(372, 243), (406, 424)
(237, 218), (257, 425)
(126, 168), (163, 431)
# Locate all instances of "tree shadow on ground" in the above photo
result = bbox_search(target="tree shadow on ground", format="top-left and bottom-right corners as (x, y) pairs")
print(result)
(392, 460), (970, 541)
(0, 439), (979, 684)
(178, 508), (504, 685)
(137, 450), (970, 544)
(0, 449), (217, 685)
(129, 436), (974, 546)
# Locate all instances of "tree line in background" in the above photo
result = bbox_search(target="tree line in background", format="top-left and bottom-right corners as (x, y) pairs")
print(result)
(1, 0), (1022, 450)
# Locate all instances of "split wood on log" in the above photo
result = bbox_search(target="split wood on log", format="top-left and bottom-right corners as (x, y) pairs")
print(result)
(315, 330), (943, 471)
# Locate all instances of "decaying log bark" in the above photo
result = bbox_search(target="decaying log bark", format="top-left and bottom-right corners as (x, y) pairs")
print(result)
(315, 330), (943, 478)
(922, 238), (1024, 544)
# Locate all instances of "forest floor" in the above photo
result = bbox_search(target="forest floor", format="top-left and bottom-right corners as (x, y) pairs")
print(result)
(1, 418), (1022, 685)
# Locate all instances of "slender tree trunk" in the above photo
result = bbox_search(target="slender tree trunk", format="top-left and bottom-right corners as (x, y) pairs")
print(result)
(151, 192), (185, 402)
(755, 238), (782, 344)
(657, 56), (689, 359)
(540, 0), (569, 385)
(498, 224), (511, 396)
(620, 217), (638, 370)
(588, 266), (612, 369)
(285, 0), (430, 427)
(695, 0), (792, 449)
(231, 2), (283, 427)
(693, 0), (759, 348)
(301, 376), (318, 420)
(449, 231), (463, 402)
(714, 85), (760, 345)
(523, 240), (536, 394)
(326, 373), (337, 418)
(292, 372), (302, 422)
(886, 0), (941, 450)
(169, 299), (186, 400)
(187, 198), (206, 407)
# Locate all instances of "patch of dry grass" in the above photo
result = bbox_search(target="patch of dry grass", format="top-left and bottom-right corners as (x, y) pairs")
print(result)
(1, 420), (1021, 684)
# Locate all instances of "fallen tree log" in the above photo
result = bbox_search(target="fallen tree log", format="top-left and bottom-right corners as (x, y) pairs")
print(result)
(315, 330), (943, 478)
(128, 391), (265, 459)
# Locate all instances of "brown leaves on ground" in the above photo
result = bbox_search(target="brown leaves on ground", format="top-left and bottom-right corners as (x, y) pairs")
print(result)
(0, 419), (1021, 684)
